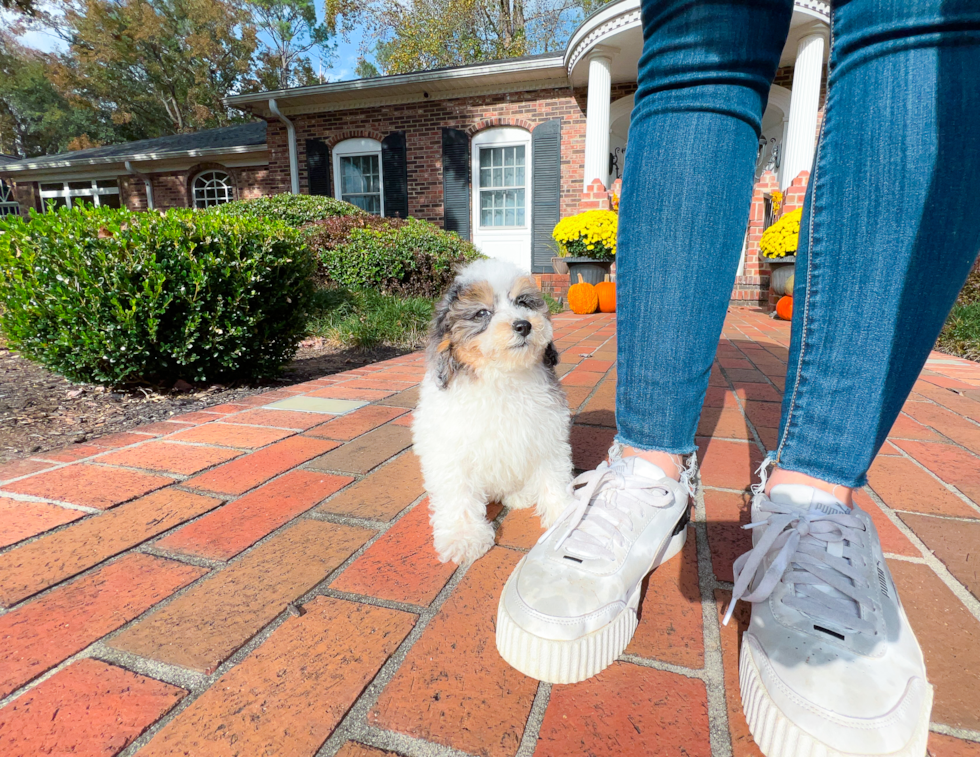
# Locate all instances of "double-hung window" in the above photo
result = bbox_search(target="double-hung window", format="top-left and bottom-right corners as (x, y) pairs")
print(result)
(478, 144), (526, 228)
(39, 179), (121, 210)
(332, 138), (383, 215)
(0, 179), (19, 217)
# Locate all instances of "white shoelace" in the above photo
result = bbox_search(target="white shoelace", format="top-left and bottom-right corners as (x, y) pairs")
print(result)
(543, 460), (674, 562)
(723, 498), (878, 636)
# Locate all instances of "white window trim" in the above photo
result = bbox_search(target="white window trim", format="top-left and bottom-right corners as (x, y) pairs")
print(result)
(332, 138), (384, 216)
(471, 127), (532, 232)
(191, 169), (235, 208)
(0, 179), (19, 216)
(38, 179), (120, 210)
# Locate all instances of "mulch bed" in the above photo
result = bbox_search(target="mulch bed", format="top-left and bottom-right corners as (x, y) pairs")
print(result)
(0, 339), (410, 465)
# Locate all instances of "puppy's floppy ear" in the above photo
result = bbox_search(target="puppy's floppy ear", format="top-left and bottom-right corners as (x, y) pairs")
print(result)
(543, 341), (559, 368)
(428, 282), (462, 389)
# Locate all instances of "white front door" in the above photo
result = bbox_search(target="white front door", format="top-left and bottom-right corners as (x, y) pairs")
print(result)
(471, 128), (532, 272)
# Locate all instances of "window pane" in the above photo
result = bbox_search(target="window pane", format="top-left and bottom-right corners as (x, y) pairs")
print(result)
(68, 181), (92, 191)
(96, 180), (119, 189)
(46, 197), (68, 210)
(100, 193), (122, 209)
(340, 154), (380, 196)
(40, 183), (64, 193)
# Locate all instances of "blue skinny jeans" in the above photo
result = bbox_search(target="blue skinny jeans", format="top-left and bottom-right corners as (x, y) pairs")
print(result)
(616, 0), (980, 487)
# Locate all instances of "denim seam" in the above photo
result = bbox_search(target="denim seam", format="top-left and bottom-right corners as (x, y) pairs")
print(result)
(613, 433), (697, 457)
(775, 8), (834, 467)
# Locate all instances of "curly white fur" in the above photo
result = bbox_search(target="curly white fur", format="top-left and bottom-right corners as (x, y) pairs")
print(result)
(412, 259), (573, 565)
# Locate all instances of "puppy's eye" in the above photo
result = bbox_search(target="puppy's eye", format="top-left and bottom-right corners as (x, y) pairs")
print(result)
(515, 296), (540, 309)
(474, 309), (490, 319)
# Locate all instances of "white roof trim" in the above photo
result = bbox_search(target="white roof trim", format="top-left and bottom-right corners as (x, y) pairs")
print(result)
(0, 143), (267, 174)
(224, 56), (568, 109)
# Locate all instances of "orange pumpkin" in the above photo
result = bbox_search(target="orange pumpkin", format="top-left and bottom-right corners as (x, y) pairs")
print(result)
(567, 274), (598, 314)
(775, 295), (793, 321)
(595, 275), (616, 313)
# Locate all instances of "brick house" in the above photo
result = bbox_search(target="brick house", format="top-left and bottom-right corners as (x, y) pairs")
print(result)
(0, 0), (829, 305)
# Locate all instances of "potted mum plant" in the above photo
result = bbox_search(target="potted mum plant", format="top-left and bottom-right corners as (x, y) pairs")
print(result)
(760, 207), (802, 296)
(552, 209), (617, 285)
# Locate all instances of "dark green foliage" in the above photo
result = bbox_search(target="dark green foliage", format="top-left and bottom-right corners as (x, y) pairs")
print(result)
(937, 266), (980, 361)
(542, 291), (564, 314)
(306, 215), (483, 297)
(307, 286), (434, 349)
(209, 193), (364, 228)
(0, 205), (315, 386)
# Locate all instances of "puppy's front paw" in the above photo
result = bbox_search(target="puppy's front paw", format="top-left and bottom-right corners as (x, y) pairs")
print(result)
(536, 492), (572, 529)
(434, 521), (495, 566)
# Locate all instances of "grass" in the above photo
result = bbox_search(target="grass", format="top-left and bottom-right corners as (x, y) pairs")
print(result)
(936, 267), (980, 361)
(306, 287), (434, 350)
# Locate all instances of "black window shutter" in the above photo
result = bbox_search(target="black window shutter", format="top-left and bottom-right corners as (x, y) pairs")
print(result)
(442, 127), (470, 240)
(381, 131), (409, 218)
(306, 139), (331, 196)
(531, 119), (561, 273)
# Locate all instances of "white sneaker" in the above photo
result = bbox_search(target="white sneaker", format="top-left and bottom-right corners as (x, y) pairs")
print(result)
(728, 484), (932, 757)
(495, 453), (691, 684)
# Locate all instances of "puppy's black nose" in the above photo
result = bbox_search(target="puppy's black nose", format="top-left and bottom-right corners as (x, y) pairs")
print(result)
(513, 320), (532, 337)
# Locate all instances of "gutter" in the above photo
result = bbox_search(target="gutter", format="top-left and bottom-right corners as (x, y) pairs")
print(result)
(268, 98), (299, 194)
(124, 160), (154, 210)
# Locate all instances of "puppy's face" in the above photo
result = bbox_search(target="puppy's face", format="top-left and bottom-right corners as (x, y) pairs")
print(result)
(428, 272), (558, 387)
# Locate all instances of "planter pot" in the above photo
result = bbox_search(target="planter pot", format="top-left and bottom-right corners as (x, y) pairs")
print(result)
(565, 257), (613, 286)
(767, 256), (796, 297)
(551, 256), (569, 275)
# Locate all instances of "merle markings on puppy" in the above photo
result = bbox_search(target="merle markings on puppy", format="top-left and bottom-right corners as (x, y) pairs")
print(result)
(412, 259), (574, 565)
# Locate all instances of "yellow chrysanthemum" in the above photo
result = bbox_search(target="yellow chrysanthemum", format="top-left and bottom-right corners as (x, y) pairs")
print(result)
(760, 208), (803, 259)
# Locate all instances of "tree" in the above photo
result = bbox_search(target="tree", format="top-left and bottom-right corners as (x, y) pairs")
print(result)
(355, 56), (379, 78)
(325, 0), (589, 74)
(49, 0), (258, 136)
(0, 31), (122, 157)
(0, 0), (38, 17)
(245, 0), (333, 90)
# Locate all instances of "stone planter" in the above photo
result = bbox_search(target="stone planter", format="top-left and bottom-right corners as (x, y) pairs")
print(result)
(551, 256), (569, 275)
(767, 256), (796, 297)
(565, 257), (613, 286)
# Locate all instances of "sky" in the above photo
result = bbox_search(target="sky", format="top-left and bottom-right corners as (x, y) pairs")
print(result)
(1, 4), (369, 83)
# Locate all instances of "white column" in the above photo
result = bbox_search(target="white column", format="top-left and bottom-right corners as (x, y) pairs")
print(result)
(781, 31), (826, 190)
(583, 49), (613, 190)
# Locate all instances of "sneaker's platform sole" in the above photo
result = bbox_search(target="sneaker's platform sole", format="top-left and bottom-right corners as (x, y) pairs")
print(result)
(495, 517), (688, 685)
(739, 640), (932, 757)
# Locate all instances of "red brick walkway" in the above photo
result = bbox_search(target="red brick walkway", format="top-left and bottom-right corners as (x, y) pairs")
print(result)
(1, 310), (979, 757)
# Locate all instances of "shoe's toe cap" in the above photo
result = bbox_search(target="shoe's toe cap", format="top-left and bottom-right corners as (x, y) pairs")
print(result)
(743, 633), (932, 756)
(501, 556), (627, 642)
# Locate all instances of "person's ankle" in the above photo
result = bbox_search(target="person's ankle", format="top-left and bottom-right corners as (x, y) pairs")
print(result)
(765, 468), (854, 507)
(620, 446), (683, 482)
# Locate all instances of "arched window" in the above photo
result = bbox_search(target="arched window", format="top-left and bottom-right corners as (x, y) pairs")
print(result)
(0, 179), (19, 217)
(332, 138), (383, 214)
(192, 170), (235, 208)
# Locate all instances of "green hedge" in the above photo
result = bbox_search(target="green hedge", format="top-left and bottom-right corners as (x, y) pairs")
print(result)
(0, 205), (315, 386)
(306, 215), (482, 297)
(209, 193), (364, 227)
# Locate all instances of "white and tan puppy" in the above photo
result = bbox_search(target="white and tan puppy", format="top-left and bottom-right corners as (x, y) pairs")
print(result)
(413, 259), (573, 565)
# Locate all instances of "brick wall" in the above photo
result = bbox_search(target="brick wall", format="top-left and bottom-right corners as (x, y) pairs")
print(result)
(266, 87), (592, 226)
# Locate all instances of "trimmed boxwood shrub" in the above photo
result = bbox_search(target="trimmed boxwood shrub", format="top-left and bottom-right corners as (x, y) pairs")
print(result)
(307, 215), (483, 297)
(0, 205), (315, 386)
(208, 193), (364, 227)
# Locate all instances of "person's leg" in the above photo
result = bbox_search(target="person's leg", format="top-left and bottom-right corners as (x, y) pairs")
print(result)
(615, 0), (795, 479)
(731, 8), (980, 754)
(496, 0), (797, 686)
(769, 0), (980, 498)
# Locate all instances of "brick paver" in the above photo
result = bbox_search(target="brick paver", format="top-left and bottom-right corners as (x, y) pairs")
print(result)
(0, 496), (84, 549)
(0, 554), (205, 697)
(0, 659), (185, 757)
(0, 311), (978, 756)
(109, 520), (373, 673)
(138, 597), (414, 757)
